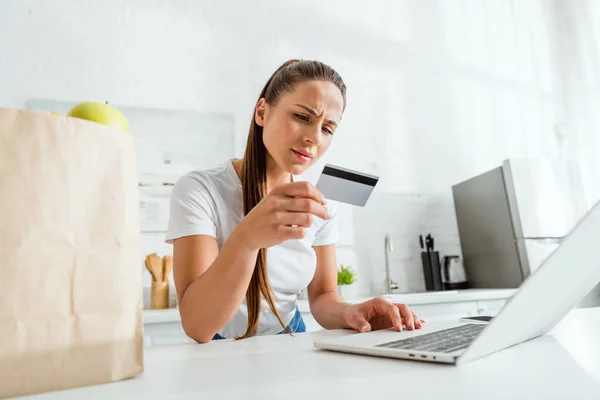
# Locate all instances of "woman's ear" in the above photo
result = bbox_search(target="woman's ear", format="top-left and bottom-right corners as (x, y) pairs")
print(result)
(255, 98), (267, 127)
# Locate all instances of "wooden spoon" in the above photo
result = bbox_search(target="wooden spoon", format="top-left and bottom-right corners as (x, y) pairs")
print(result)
(162, 255), (173, 282)
(145, 253), (163, 282)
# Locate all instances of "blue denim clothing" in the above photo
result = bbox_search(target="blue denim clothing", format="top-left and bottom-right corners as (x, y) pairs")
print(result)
(212, 307), (306, 340)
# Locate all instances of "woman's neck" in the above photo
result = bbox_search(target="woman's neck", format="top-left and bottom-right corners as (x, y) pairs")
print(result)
(265, 154), (292, 193)
(232, 156), (292, 193)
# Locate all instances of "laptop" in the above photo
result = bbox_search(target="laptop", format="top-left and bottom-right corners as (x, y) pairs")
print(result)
(313, 200), (600, 365)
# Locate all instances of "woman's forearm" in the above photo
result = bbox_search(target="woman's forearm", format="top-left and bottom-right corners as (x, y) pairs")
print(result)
(179, 231), (258, 342)
(309, 291), (352, 330)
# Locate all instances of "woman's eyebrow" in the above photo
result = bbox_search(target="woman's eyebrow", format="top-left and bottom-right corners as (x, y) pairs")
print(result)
(294, 104), (338, 127)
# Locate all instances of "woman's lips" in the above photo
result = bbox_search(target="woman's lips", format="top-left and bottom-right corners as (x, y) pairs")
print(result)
(291, 149), (312, 163)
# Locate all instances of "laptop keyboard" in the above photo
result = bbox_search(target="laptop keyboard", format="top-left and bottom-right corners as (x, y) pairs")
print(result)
(375, 324), (485, 353)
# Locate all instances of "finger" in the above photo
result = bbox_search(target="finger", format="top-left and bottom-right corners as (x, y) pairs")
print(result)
(410, 310), (421, 328)
(412, 311), (423, 329)
(373, 299), (403, 332)
(280, 226), (307, 240)
(277, 181), (327, 205)
(398, 304), (415, 330)
(278, 212), (314, 227)
(348, 312), (372, 333)
(282, 197), (329, 220)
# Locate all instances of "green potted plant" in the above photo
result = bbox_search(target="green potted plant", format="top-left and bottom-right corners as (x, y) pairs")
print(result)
(337, 265), (358, 298)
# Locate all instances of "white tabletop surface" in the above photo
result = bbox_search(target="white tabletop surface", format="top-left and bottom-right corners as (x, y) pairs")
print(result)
(25, 308), (600, 400)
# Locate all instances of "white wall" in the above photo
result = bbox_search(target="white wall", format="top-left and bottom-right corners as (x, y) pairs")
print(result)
(1, 0), (598, 296)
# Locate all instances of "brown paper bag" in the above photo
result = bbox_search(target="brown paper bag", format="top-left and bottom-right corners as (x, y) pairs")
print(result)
(0, 108), (144, 398)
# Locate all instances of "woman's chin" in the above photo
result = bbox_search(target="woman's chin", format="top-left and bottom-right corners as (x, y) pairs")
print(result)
(273, 151), (317, 176)
(287, 162), (311, 176)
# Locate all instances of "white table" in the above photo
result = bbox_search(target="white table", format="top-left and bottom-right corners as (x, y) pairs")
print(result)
(25, 308), (600, 399)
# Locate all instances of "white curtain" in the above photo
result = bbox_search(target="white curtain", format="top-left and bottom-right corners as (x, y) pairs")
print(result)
(315, 0), (600, 203)
(317, 0), (600, 293)
(550, 0), (600, 205)
(315, 0), (600, 298)
(434, 0), (600, 203)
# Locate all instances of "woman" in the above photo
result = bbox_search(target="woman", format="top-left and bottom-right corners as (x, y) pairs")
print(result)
(165, 59), (424, 342)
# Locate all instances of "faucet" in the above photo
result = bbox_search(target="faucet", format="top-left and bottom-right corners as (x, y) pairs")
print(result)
(384, 234), (399, 294)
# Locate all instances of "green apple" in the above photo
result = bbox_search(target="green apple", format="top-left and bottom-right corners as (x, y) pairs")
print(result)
(67, 101), (130, 133)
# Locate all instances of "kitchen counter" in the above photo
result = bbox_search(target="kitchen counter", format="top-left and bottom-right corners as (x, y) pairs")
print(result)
(297, 288), (517, 313)
(23, 308), (600, 399)
(143, 288), (517, 325)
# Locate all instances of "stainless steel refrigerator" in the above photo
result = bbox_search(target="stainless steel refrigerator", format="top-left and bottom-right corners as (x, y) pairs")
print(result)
(452, 158), (599, 306)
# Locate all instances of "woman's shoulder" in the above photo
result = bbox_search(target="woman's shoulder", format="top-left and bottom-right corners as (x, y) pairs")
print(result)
(165, 162), (238, 244)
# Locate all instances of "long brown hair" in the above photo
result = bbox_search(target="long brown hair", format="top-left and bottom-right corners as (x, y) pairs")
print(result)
(237, 59), (347, 339)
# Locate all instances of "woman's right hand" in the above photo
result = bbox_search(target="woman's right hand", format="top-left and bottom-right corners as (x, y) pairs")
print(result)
(234, 181), (330, 250)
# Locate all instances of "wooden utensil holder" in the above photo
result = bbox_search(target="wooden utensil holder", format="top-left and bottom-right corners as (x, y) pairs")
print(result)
(151, 280), (169, 309)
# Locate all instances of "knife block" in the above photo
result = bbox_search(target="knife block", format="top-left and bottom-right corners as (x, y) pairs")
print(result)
(421, 251), (443, 291)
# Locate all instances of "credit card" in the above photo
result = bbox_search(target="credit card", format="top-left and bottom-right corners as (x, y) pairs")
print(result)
(315, 164), (379, 207)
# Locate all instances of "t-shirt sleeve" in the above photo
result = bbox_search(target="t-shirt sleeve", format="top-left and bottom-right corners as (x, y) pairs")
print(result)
(312, 201), (339, 246)
(164, 173), (217, 244)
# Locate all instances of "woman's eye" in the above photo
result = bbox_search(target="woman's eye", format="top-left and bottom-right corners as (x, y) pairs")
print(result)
(294, 113), (333, 135)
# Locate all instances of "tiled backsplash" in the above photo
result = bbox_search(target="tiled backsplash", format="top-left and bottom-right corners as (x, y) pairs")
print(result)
(334, 191), (462, 296)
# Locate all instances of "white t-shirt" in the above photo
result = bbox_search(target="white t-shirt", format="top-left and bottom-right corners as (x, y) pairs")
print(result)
(164, 159), (339, 338)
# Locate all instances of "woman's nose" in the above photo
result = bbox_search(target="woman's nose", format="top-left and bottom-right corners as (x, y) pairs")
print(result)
(304, 125), (322, 145)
